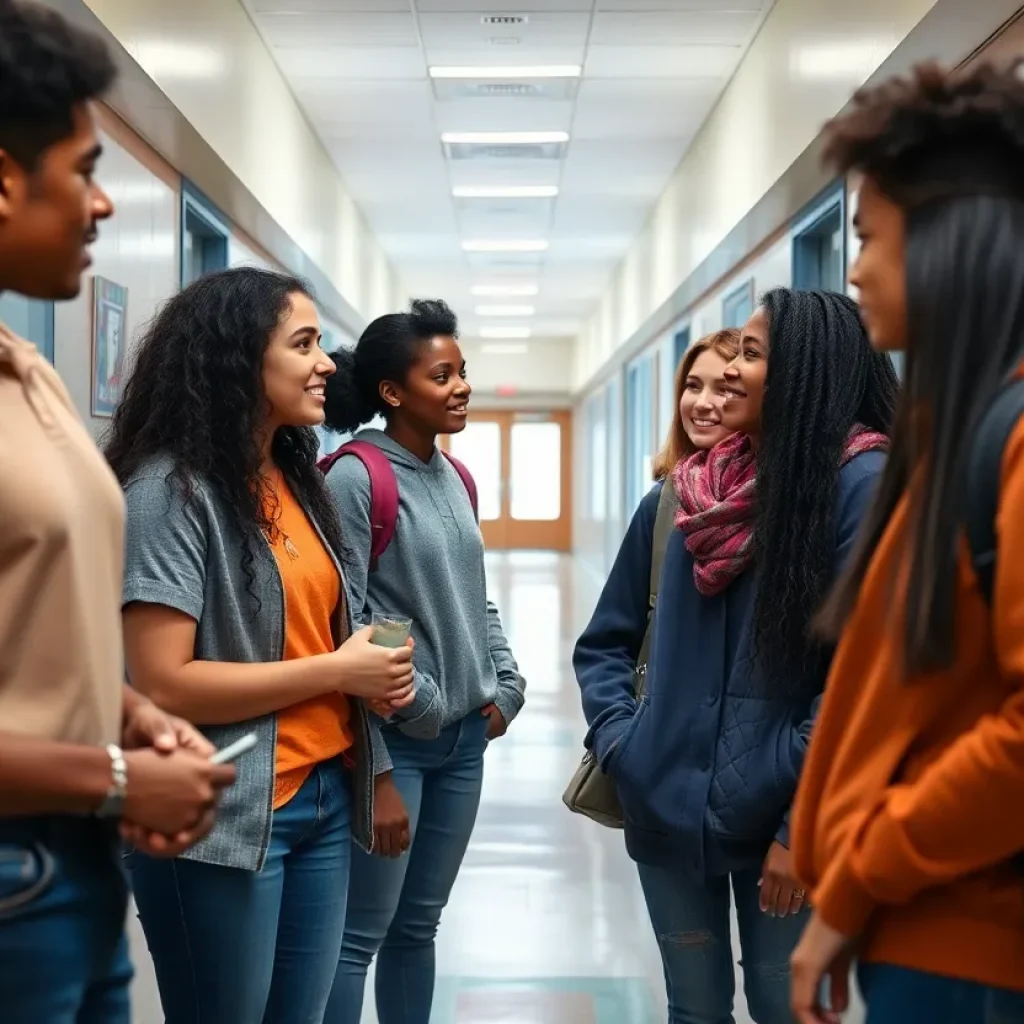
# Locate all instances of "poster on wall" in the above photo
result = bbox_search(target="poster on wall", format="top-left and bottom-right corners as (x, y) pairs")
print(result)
(91, 276), (128, 418)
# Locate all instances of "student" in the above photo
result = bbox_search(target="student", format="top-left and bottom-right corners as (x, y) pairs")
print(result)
(106, 267), (414, 1024)
(0, 4), (234, 1021)
(790, 61), (1024, 1024)
(319, 299), (526, 1024)
(575, 291), (897, 1024)
(650, 328), (741, 480)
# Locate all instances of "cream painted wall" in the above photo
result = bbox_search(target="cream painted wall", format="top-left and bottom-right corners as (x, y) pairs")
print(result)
(83, 0), (403, 324)
(574, 0), (937, 390)
(55, 127), (179, 440)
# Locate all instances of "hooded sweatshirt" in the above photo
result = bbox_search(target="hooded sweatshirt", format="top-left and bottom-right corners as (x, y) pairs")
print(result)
(324, 429), (525, 752)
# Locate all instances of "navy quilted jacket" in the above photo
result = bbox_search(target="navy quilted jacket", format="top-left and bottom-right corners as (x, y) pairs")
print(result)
(574, 451), (884, 879)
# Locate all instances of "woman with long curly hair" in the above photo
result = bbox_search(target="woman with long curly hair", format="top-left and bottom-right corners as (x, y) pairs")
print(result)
(575, 291), (898, 1023)
(790, 61), (1024, 1024)
(106, 267), (416, 1023)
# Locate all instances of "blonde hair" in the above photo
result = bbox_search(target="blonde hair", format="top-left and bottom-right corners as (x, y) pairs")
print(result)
(651, 328), (741, 480)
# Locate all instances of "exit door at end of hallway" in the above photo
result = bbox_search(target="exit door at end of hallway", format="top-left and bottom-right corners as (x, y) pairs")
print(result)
(442, 410), (572, 551)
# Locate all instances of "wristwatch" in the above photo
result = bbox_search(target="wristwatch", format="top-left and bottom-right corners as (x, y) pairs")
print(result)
(95, 743), (128, 819)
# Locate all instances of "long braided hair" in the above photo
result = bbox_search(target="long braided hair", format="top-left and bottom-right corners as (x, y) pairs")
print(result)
(751, 289), (899, 685)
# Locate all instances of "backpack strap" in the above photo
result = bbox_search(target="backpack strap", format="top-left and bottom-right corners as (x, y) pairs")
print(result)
(964, 378), (1024, 605)
(319, 441), (398, 571)
(634, 480), (680, 697)
(441, 451), (479, 522)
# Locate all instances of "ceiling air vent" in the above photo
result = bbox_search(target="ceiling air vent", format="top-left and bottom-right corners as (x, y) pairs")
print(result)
(432, 79), (578, 102)
(481, 15), (527, 26)
(445, 141), (564, 162)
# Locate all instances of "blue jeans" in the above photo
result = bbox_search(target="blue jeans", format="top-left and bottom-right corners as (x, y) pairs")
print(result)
(326, 713), (488, 1024)
(0, 816), (132, 1023)
(637, 862), (807, 1024)
(128, 757), (351, 1024)
(859, 963), (1024, 1024)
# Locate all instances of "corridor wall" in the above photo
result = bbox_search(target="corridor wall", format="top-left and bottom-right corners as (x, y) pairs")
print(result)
(56, 108), (180, 440)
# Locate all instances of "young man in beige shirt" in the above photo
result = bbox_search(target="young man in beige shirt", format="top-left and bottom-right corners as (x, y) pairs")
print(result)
(0, 2), (235, 1019)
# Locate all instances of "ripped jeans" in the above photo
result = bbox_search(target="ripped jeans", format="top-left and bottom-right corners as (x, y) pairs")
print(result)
(637, 863), (807, 1024)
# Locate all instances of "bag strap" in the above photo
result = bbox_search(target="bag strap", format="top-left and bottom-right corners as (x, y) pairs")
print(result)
(441, 451), (479, 522)
(964, 378), (1024, 606)
(319, 441), (399, 571)
(634, 481), (680, 697)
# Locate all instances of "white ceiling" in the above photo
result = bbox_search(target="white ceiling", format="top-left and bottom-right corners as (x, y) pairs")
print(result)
(242, 0), (774, 342)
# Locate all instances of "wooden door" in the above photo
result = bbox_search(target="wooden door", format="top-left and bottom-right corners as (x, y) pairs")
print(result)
(442, 410), (572, 551)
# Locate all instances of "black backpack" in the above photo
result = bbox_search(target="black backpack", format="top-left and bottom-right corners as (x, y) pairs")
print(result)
(964, 378), (1024, 605)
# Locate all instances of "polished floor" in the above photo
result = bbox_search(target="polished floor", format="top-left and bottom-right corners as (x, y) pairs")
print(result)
(129, 552), (864, 1023)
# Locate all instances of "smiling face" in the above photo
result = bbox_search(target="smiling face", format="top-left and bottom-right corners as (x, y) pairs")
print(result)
(721, 306), (769, 438)
(679, 348), (734, 449)
(384, 334), (472, 436)
(848, 174), (908, 352)
(0, 102), (114, 300)
(261, 290), (336, 430)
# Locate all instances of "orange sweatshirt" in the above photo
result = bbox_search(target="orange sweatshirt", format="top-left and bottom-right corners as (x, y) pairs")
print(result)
(791, 416), (1024, 992)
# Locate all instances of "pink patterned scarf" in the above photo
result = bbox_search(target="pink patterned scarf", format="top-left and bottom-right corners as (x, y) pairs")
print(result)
(672, 427), (889, 596)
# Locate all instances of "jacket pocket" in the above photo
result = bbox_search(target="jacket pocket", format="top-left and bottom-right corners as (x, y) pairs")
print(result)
(0, 842), (55, 920)
(605, 696), (648, 780)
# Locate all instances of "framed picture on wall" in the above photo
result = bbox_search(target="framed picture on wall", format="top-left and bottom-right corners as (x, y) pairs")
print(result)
(91, 275), (128, 418)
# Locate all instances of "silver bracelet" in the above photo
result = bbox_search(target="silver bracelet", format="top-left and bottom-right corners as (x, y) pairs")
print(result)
(95, 743), (127, 819)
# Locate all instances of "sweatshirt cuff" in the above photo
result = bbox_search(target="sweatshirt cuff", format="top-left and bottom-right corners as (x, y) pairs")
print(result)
(367, 714), (393, 775)
(812, 847), (875, 939)
(493, 679), (524, 726)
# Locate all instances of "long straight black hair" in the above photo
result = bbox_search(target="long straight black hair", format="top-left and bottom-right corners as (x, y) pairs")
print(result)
(816, 61), (1024, 672)
(820, 196), (1024, 671)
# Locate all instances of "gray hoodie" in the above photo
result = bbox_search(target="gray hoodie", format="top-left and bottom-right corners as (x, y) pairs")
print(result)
(324, 429), (525, 759)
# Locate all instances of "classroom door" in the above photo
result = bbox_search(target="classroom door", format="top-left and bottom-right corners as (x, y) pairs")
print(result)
(444, 410), (572, 551)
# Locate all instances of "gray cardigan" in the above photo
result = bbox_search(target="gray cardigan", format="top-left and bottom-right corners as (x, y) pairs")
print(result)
(122, 455), (383, 871)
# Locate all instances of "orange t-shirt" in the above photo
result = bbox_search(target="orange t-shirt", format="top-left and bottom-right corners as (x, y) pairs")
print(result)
(791, 414), (1024, 992)
(266, 471), (353, 809)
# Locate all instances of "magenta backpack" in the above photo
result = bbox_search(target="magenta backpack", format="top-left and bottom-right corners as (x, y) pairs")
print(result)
(318, 441), (479, 570)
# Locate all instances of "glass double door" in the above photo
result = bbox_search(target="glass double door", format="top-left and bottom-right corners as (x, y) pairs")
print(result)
(443, 410), (572, 551)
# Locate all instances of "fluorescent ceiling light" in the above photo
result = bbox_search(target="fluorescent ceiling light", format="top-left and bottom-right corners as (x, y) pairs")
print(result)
(453, 185), (559, 199)
(443, 131), (568, 146)
(430, 65), (581, 79)
(462, 240), (548, 253)
(480, 343), (529, 356)
(475, 305), (535, 317)
(471, 284), (539, 297)
(480, 326), (532, 339)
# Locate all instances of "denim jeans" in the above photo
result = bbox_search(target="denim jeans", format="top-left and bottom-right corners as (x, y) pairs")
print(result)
(0, 816), (132, 1024)
(637, 862), (807, 1024)
(326, 713), (488, 1024)
(859, 962), (1024, 1024)
(128, 756), (351, 1024)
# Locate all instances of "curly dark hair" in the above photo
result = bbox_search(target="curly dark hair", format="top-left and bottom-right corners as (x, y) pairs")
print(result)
(752, 289), (899, 685)
(324, 298), (459, 434)
(0, 0), (116, 167)
(817, 61), (1024, 672)
(104, 267), (345, 603)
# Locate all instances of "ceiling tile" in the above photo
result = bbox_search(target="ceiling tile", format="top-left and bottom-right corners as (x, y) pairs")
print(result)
(595, 0), (766, 10)
(273, 46), (426, 79)
(585, 44), (741, 78)
(257, 12), (418, 47)
(247, 0), (410, 11)
(414, 0), (594, 11)
(590, 11), (760, 47)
